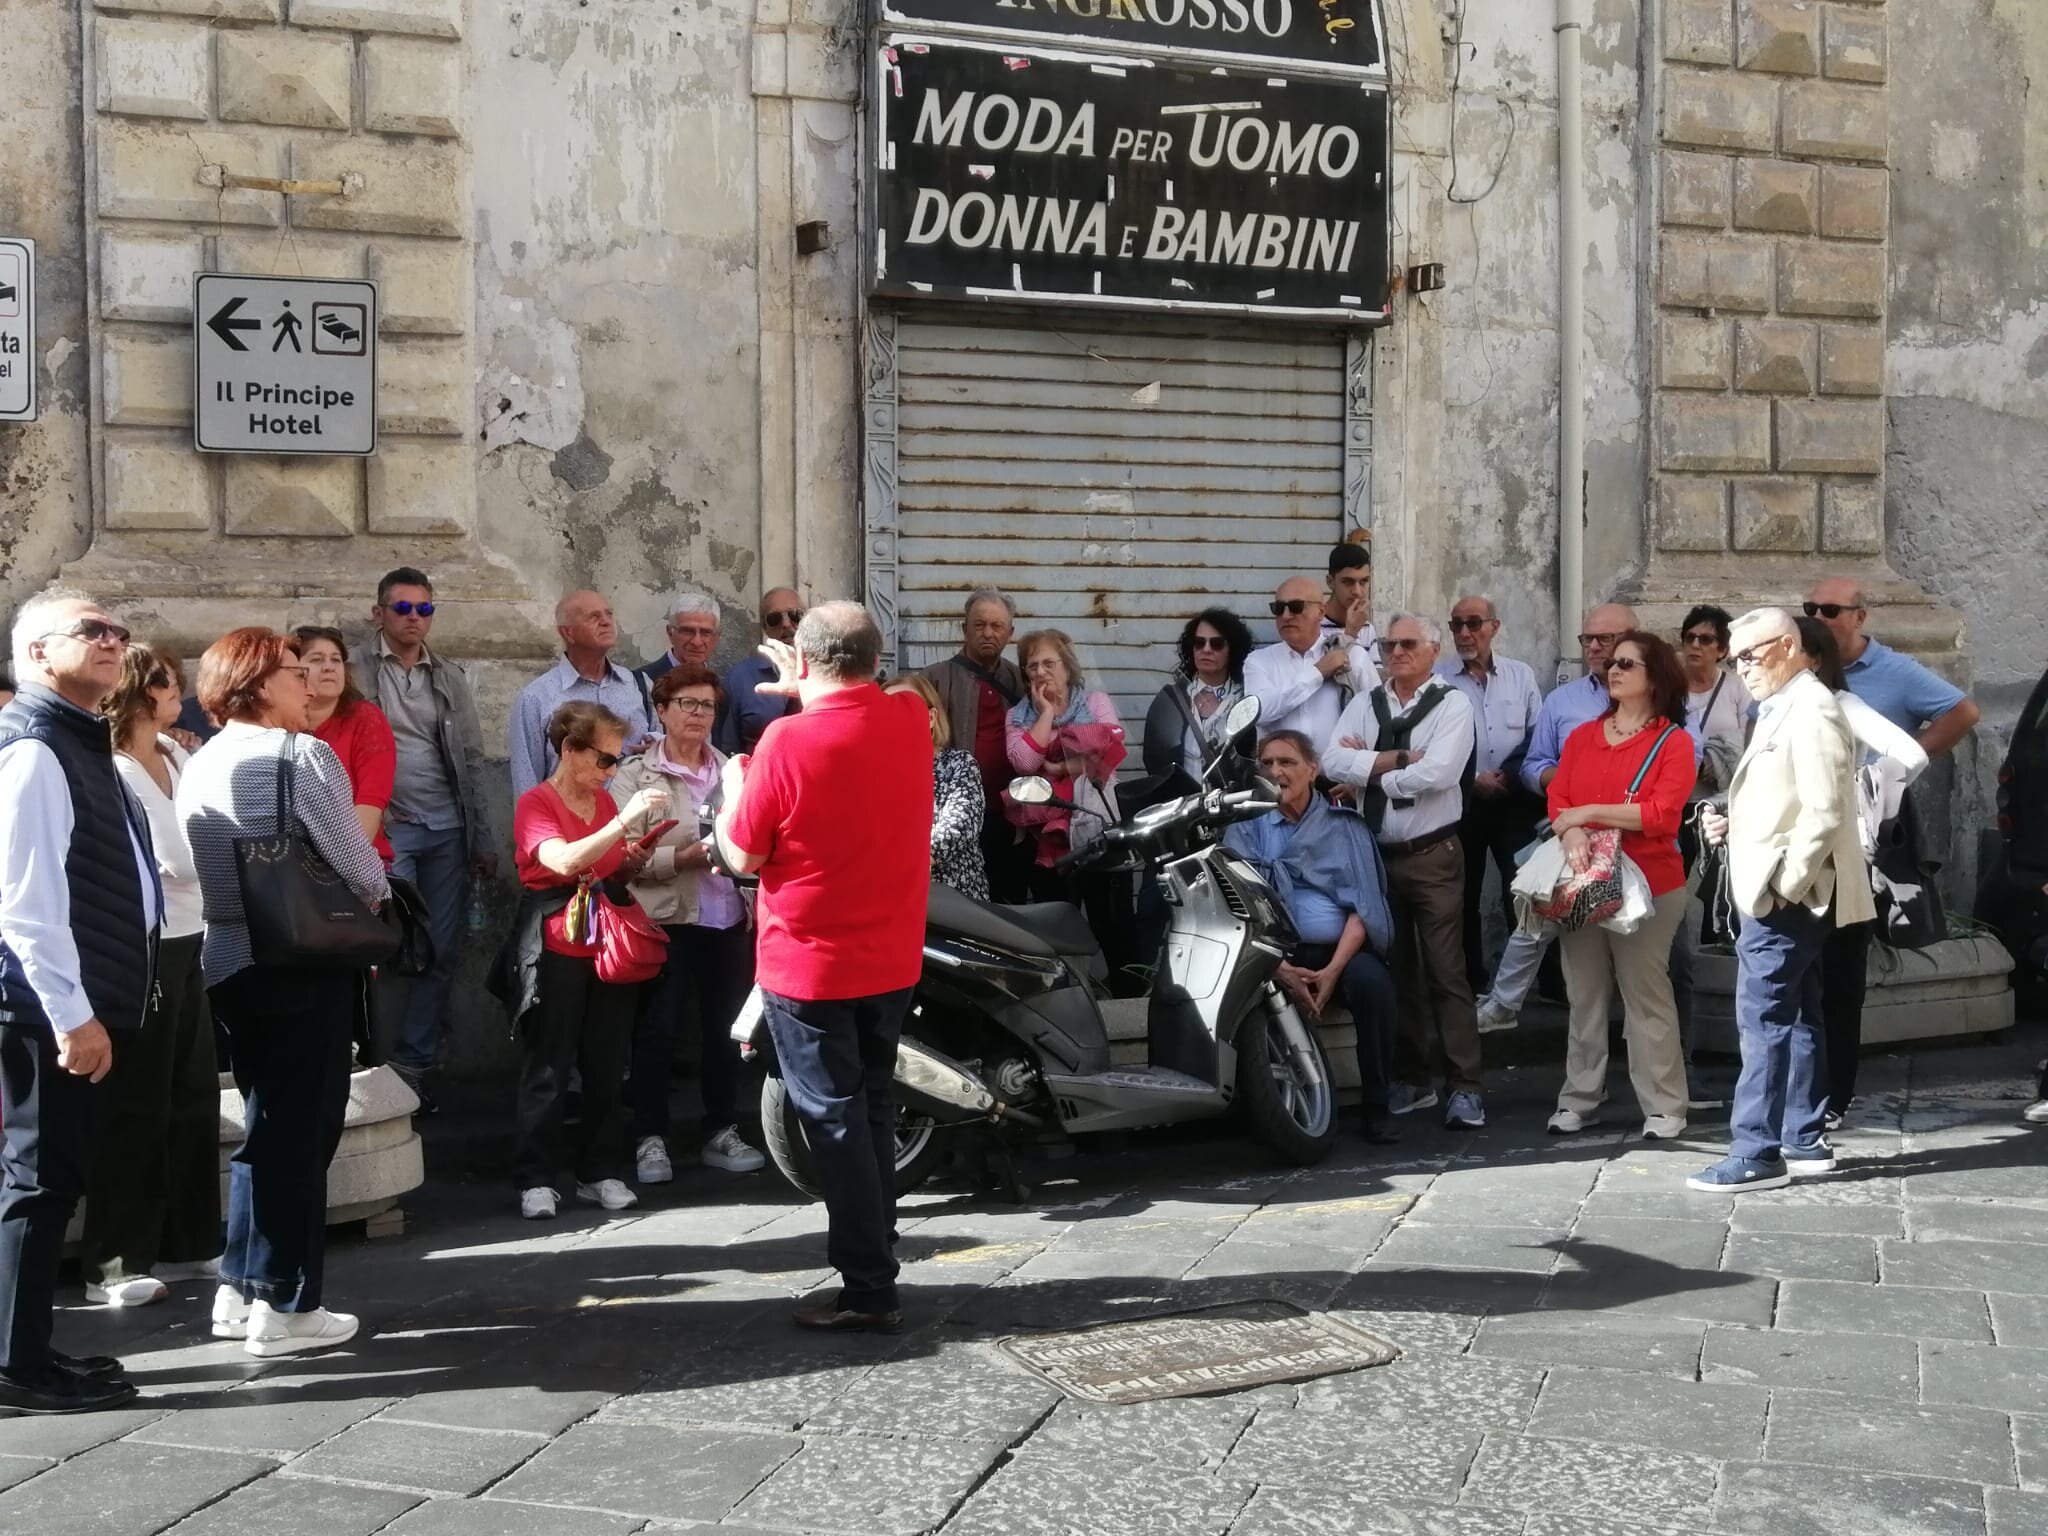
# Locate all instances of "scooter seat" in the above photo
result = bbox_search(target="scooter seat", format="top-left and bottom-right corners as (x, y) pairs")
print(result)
(928, 883), (1100, 960)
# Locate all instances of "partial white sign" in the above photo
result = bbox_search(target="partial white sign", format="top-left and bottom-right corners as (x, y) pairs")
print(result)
(0, 238), (34, 423)
(193, 272), (377, 455)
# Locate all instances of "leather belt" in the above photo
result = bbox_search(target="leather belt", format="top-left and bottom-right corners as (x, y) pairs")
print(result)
(1379, 824), (1460, 859)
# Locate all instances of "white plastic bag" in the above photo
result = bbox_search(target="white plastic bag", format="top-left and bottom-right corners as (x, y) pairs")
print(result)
(1600, 854), (1654, 936)
(1511, 836), (1567, 936)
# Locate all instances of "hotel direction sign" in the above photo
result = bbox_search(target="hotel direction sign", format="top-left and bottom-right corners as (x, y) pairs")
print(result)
(880, 0), (1386, 77)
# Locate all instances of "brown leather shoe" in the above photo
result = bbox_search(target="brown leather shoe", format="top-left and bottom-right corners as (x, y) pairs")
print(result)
(792, 1298), (903, 1334)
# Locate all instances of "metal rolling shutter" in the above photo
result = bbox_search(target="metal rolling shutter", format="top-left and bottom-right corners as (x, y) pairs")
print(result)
(891, 311), (1349, 759)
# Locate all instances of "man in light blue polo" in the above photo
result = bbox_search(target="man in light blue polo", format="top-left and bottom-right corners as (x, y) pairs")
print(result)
(1804, 577), (1979, 754)
(508, 590), (657, 798)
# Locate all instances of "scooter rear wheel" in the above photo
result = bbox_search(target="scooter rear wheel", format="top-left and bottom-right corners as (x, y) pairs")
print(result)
(1235, 1000), (1338, 1164)
(761, 1075), (949, 1200)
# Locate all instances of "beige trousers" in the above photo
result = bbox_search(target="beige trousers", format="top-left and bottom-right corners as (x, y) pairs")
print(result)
(1556, 885), (1690, 1122)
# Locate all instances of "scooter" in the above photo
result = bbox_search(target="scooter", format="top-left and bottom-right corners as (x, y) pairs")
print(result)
(734, 696), (1340, 1198)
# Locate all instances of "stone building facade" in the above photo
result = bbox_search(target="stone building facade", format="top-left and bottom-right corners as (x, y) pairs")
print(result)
(2, 0), (2044, 1061)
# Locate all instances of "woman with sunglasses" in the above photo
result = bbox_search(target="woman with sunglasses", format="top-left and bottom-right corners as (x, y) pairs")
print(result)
(176, 628), (389, 1357)
(293, 627), (396, 866)
(610, 666), (763, 1188)
(1143, 609), (1257, 790)
(82, 646), (221, 1311)
(1677, 606), (1745, 794)
(502, 702), (667, 1219)
(1544, 631), (1698, 1141)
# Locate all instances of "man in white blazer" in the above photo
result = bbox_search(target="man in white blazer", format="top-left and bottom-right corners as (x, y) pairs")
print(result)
(1689, 607), (1876, 1193)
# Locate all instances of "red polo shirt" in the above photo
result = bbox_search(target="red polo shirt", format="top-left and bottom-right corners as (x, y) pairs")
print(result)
(727, 683), (935, 1001)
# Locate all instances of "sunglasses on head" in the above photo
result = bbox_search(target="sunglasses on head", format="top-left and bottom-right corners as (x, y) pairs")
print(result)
(1269, 599), (1312, 617)
(1190, 635), (1229, 651)
(1802, 601), (1858, 620)
(1447, 616), (1490, 632)
(762, 608), (803, 627)
(42, 618), (131, 647)
(1607, 656), (1643, 674)
(386, 600), (434, 617)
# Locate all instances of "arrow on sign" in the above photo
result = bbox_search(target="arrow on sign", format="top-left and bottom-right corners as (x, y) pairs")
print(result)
(206, 296), (261, 352)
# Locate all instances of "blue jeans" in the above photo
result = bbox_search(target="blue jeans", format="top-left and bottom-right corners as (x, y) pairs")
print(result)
(1294, 941), (1397, 1118)
(212, 967), (353, 1312)
(763, 987), (910, 1314)
(1730, 900), (1831, 1162)
(386, 821), (468, 1076)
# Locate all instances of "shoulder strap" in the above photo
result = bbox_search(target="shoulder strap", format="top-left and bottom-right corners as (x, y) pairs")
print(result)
(1623, 724), (1681, 802)
(274, 735), (298, 833)
(633, 668), (653, 731)
(948, 653), (1022, 705)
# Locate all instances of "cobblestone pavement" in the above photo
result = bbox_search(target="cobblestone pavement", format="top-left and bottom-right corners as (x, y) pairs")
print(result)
(6, 1028), (2048, 1536)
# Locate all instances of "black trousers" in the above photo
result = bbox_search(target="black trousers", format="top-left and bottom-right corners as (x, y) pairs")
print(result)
(980, 800), (1032, 905)
(1294, 940), (1398, 1119)
(515, 949), (634, 1188)
(633, 922), (755, 1141)
(81, 932), (221, 1284)
(1820, 918), (1874, 1115)
(0, 1011), (99, 1373)
(1460, 793), (1540, 987)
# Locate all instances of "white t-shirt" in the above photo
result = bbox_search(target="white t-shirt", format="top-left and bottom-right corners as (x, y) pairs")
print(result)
(114, 737), (205, 939)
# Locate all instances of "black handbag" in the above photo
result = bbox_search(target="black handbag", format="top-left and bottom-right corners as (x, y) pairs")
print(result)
(1692, 803), (1741, 946)
(382, 875), (436, 978)
(234, 741), (400, 969)
(1869, 787), (1949, 950)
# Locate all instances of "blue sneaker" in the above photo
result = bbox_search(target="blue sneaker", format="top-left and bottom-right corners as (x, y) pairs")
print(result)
(1387, 1084), (1439, 1116)
(1686, 1154), (1790, 1192)
(1782, 1141), (1836, 1176)
(1444, 1090), (1487, 1130)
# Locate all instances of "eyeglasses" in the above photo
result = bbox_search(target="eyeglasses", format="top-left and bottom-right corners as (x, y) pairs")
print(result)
(1269, 599), (1312, 617)
(1607, 656), (1643, 674)
(668, 623), (716, 638)
(1577, 631), (1622, 649)
(40, 618), (131, 647)
(1732, 637), (1788, 667)
(666, 698), (717, 715)
(1190, 635), (1229, 651)
(1802, 602), (1860, 620)
(1680, 631), (1720, 646)
(762, 608), (803, 627)
(385, 600), (435, 617)
(1447, 616), (1490, 632)
(1384, 637), (1428, 653)
(590, 749), (623, 770)
(276, 665), (310, 683)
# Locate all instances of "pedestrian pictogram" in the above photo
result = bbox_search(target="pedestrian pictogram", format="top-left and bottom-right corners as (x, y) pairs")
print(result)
(193, 273), (377, 455)
(0, 237), (35, 423)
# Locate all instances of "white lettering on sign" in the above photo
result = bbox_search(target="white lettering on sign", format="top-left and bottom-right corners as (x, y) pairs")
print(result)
(913, 89), (1099, 157)
(991, 0), (1295, 40)
(1186, 112), (1359, 179)
(907, 188), (1111, 256)
(193, 273), (377, 455)
(1142, 206), (1357, 271)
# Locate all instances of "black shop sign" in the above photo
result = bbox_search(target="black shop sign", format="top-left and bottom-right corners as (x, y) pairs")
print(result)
(873, 38), (1390, 319)
(880, 0), (1385, 76)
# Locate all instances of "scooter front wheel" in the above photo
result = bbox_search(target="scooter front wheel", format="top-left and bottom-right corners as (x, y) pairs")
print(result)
(1235, 995), (1338, 1164)
(761, 1075), (949, 1200)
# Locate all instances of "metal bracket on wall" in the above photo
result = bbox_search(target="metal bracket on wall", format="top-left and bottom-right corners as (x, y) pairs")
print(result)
(1342, 332), (1375, 536)
(196, 165), (364, 199)
(860, 310), (903, 673)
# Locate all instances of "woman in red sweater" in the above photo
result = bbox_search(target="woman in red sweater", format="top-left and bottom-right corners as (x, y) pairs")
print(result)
(1545, 631), (1698, 1141)
(294, 626), (395, 865)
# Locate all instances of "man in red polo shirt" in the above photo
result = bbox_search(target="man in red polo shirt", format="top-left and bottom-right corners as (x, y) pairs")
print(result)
(716, 601), (933, 1332)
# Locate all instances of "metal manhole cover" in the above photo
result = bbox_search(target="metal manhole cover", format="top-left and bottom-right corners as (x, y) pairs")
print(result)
(996, 1299), (1399, 1405)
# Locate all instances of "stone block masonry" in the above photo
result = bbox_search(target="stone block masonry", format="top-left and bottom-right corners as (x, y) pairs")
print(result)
(82, 0), (476, 556)
(1650, 0), (1891, 561)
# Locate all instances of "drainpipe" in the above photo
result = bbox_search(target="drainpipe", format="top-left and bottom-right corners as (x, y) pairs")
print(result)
(1555, 0), (1587, 682)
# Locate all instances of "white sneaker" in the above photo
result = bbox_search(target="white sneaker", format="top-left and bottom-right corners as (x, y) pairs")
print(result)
(576, 1178), (639, 1212)
(86, 1275), (168, 1308)
(1475, 995), (1520, 1033)
(1548, 1108), (1592, 1136)
(244, 1301), (358, 1358)
(635, 1136), (674, 1185)
(156, 1257), (222, 1283)
(1641, 1115), (1689, 1141)
(702, 1127), (766, 1174)
(2023, 1099), (2048, 1125)
(211, 1284), (251, 1340)
(520, 1186), (560, 1220)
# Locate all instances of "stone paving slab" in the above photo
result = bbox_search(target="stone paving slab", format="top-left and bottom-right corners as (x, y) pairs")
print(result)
(1538, 1269), (1780, 1327)
(1712, 1461), (1988, 1536)
(1764, 1388), (2017, 1485)
(1722, 1230), (1879, 1283)
(2014, 1413), (2048, 1491)
(0, 1405), (168, 1460)
(804, 1340), (1060, 1440)
(124, 1385), (397, 1456)
(1470, 1312), (1709, 1379)
(947, 1452), (1256, 1536)
(728, 1432), (1006, 1535)
(1325, 1298), (1488, 1356)
(1366, 1222), (1567, 1273)
(390, 1499), (644, 1535)
(1882, 1236), (2048, 1294)
(0, 1454), (49, 1494)
(1728, 1199), (1904, 1235)
(1987, 1292), (2048, 1348)
(0, 1440), (274, 1536)
(283, 1418), (547, 1497)
(151, 1472), (422, 1536)
(1773, 1278), (1994, 1341)
(1525, 1365), (1768, 1461)
(1461, 1431), (1721, 1526)
(1987, 1486), (2048, 1536)
(487, 1423), (801, 1523)
(1231, 1486), (1518, 1536)
(1294, 1353), (1545, 1432)
(1702, 1323), (1921, 1395)
(1220, 1411), (1482, 1499)
(1902, 1199), (2048, 1245)
(1010, 1395), (1256, 1471)
(1921, 1339), (2048, 1416)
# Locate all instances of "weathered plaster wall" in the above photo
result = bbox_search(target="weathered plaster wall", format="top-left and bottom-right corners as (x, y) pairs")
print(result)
(0, 0), (92, 620)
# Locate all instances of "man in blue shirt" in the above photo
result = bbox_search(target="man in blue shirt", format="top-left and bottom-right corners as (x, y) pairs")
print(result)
(1805, 577), (1979, 754)
(508, 590), (658, 798)
(718, 587), (802, 753)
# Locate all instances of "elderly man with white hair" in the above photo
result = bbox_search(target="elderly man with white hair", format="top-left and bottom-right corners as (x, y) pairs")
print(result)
(508, 590), (657, 798)
(641, 590), (721, 685)
(1688, 606), (1874, 1193)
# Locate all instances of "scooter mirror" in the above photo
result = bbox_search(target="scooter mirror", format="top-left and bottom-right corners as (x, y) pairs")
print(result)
(1255, 774), (1282, 799)
(1224, 695), (1261, 738)
(1010, 776), (1055, 805)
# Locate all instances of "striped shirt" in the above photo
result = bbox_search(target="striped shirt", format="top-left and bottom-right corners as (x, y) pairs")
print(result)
(176, 721), (390, 987)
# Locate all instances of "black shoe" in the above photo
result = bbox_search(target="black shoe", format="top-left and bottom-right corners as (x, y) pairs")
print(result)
(0, 1364), (140, 1415)
(1360, 1117), (1402, 1146)
(793, 1299), (903, 1335)
(49, 1350), (125, 1382)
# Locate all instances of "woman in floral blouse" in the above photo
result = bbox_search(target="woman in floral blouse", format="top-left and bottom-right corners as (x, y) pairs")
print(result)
(889, 675), (989, 900)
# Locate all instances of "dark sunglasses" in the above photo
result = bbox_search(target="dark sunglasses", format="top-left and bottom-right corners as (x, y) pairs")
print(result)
(1607, 656), (1643, 674)
(1384, 637), (1428, 652)
(1269, 599), (1312, 617)
(1190, 635), (1229, 651)
(1802, 601), (1858, 620)
(590, 749), (623, 770)
(1680, 631), (1721, 646)
(762, 608), (804, 627)
(386, 600), (435, 617)
(1577, 631), (1622, 648)
(41, 618), (131, 647)
(1447, 616), (1490, 632)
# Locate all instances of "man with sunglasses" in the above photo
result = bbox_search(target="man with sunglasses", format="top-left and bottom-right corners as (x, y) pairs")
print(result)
(1, 590), (159, 1413)
(1437, 596), (1544, 993)
(717, 588), (803, 753)
(1245, 575), (1381, 748)
(357, 567), (493, 1106)
(1804, 578), (1979, 757)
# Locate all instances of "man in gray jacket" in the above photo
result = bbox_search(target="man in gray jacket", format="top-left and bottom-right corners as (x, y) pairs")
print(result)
(355, 567), (493, 1107)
